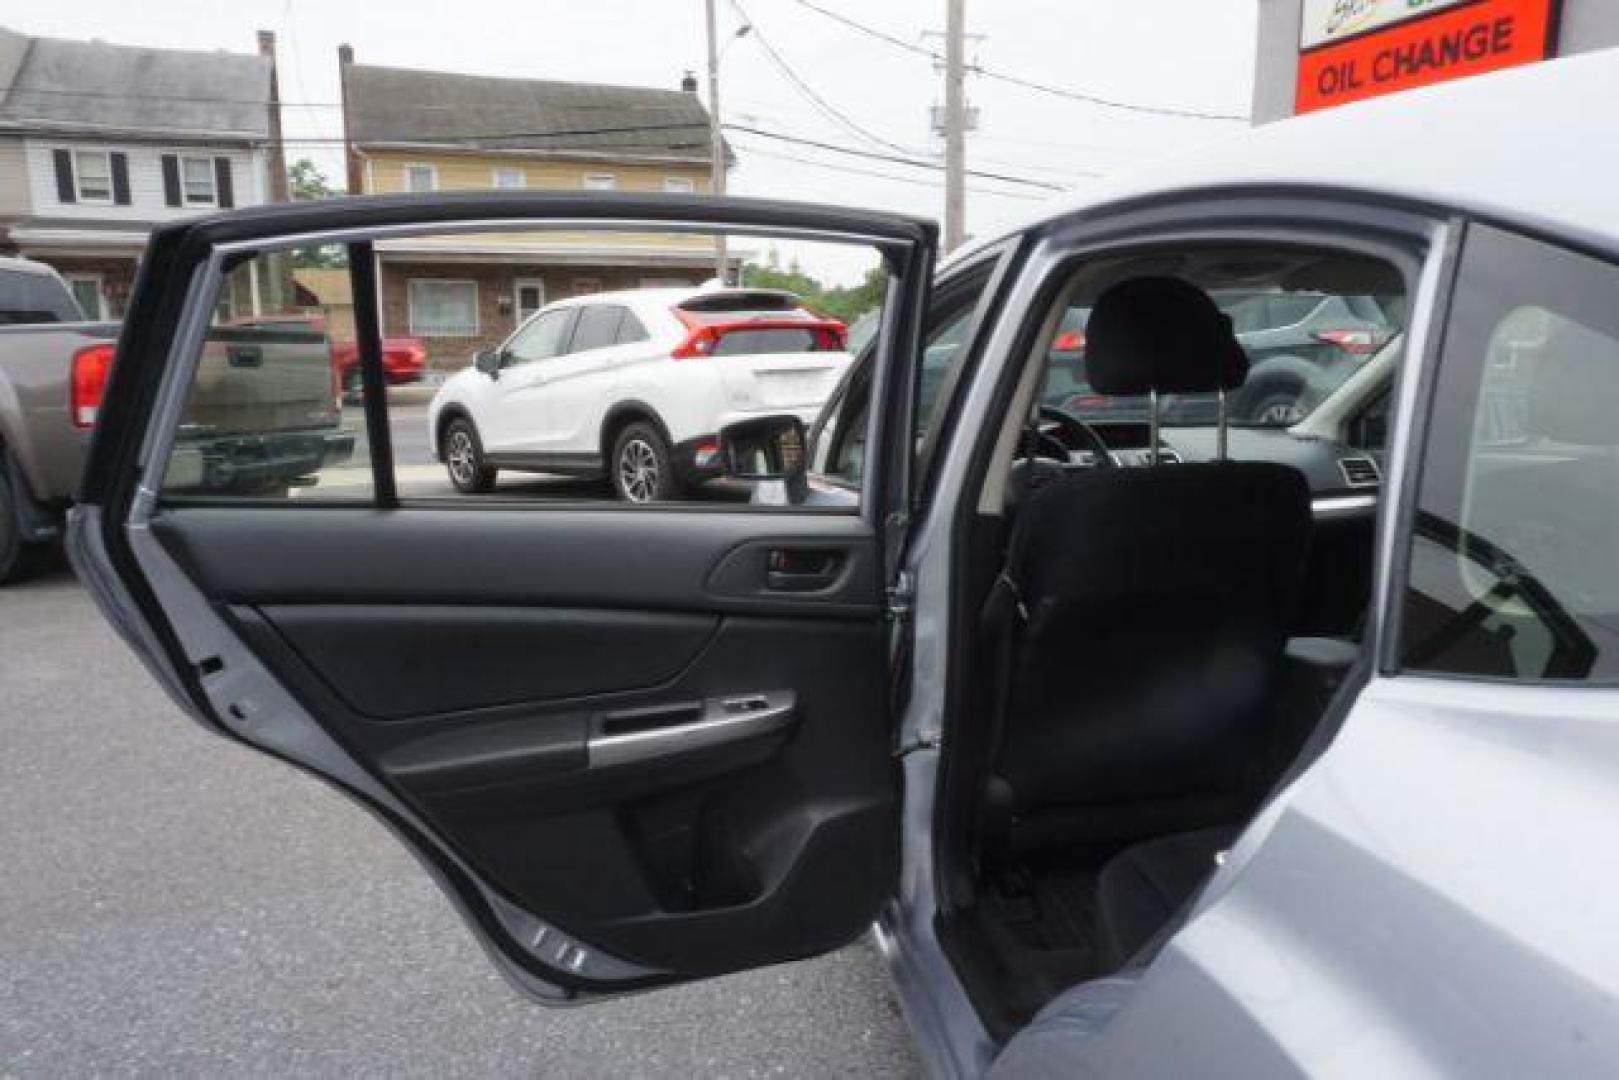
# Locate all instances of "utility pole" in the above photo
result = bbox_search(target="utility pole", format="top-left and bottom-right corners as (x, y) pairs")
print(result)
(705, 0), (728, 283)
(943, 0), (967, 251)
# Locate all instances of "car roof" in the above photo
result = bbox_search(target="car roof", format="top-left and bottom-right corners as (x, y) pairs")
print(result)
(543, 285), (805, 314)
(950, 49), (1619, 269)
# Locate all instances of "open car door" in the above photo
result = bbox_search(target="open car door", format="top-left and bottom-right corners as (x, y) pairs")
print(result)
(69, 193), (934, 1000)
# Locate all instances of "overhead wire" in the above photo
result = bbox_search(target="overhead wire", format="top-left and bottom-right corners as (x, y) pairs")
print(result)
(727, 0), (928, 158)
(781, 0), (1250, 122)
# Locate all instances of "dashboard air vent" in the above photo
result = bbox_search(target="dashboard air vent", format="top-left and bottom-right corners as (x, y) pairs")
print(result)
(1339, 455), (1381, 488)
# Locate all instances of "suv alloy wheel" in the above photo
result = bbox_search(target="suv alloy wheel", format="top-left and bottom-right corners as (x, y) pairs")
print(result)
(443, 417), (498, 494)
(612, 421), (678, 503)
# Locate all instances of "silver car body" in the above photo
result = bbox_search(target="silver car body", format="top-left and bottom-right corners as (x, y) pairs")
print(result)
(880, 49), (1619, 1076)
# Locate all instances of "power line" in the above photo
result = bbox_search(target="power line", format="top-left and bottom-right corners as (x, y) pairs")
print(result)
(728, 0), (924, 158)
(730, 139), (1047, 200)
(781, 0), (1250, 122)
(971, 66), (1248, 123)
(724, 123), (1064, 191)
(784, 0), (937, 59)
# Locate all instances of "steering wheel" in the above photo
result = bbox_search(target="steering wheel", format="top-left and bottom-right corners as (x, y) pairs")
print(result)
(1034, 404), (1116, 468)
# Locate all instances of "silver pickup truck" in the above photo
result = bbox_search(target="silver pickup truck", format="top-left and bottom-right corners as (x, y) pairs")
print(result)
(0, 255), (353, 584)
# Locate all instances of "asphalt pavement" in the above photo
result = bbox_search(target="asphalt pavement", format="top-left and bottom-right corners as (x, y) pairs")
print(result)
(0, 564), (918, 1077)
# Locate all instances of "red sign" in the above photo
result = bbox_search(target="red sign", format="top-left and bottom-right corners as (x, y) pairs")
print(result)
(1296, 0), (1557, 114)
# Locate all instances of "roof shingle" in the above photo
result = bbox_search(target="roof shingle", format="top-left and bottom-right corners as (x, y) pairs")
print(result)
(0, 28), (271, 141)
(343, 63), (716, 162)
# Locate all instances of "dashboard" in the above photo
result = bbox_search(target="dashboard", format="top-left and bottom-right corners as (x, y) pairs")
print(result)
(1028, 409), (1384, 520)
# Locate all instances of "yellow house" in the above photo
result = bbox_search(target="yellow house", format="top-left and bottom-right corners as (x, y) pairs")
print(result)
(339, 48), (734, 368)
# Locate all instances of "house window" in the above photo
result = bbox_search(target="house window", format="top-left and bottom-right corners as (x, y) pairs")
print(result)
(582, 173), (617, 191)
(404, 164), (437, 193)
(492, 167), (526, 189)
(663, 176), (696, 194)
(408, 280), (478, 337)
(513, 278), (546, 324)
(74, 151), (113, 202)
(66, 275), (105, 320)
(181, 156), (217, 205)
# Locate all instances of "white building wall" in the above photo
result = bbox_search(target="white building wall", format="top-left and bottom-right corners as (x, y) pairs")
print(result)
(23, 139), (267, 220)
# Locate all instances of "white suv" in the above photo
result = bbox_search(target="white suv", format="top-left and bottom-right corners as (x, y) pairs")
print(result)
(428, 285), (851, 500)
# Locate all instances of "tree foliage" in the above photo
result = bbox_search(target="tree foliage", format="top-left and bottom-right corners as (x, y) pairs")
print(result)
(740, 250), (886, 325)
(285, 160), (347, 268)
(288, 158), (340, 201)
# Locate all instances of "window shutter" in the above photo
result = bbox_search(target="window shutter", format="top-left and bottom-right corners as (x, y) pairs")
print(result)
(53, 149), (75, 203)
(214, 157), (234, 209)
(110, 152), (131, 205)
(160, 154), (182, 207)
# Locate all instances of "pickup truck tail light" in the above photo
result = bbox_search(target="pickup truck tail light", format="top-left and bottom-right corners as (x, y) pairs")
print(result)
(670, 310), (847, 360)
(71, 343), (116, 428)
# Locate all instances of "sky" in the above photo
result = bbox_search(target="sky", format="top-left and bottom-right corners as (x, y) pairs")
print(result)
(5, 0), (1258, 282)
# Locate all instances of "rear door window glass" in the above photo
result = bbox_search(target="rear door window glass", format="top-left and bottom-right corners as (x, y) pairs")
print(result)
(569, 305), (623, 353)
(1399, 224), (1619, 681)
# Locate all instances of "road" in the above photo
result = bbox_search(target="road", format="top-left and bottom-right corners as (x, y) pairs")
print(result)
(0, 564), (918, 1077)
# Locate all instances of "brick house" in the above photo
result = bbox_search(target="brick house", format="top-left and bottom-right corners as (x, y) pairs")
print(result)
(0, 27), (288, 319)
(339, 48), (736, 371)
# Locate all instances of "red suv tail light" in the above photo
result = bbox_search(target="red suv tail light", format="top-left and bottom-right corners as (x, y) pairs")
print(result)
(671, 325), (720, 359)
(71, 343), (116, 428)
(670, 309), (849, 359)
(1312, 328), (1384, 355)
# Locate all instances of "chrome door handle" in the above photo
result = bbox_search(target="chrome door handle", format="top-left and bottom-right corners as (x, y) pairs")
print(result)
(586, 691), (796, 768)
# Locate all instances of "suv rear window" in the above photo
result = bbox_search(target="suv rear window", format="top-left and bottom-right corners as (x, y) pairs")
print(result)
(710, 327), (826, 355)
(0, 268), (81, 324)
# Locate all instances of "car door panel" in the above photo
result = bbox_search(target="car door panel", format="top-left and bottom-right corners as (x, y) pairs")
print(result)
(70, 193), (935, 1000)
(142, 501), (894, 977)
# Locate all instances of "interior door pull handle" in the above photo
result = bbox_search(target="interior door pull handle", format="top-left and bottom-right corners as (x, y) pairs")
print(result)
(766, 548), (843, 591)
(587, 691), (796, 768)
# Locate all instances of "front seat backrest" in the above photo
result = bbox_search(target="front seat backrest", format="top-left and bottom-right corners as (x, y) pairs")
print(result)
(993, 277), (1312, 822)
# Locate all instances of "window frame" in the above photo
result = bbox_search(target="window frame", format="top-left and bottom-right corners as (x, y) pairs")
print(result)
(180, 155), (218, 207)
(582, 173), (618, 192)
(407, 278), (479, 338)
(66, 274), (105, 320)
(72, 149), (114, 204)
(491, 167), (526, 190)
(662, 176), (696, 194)
(403, 163), (438, 194)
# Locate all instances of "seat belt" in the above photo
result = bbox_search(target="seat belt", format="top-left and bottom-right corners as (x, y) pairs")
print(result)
(976, 419), (1040, 862)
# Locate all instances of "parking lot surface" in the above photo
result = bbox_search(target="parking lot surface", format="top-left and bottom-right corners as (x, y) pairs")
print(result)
(0, 567), (917, 1077)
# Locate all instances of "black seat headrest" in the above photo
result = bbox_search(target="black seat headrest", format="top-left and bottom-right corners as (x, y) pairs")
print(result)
(1529, 318), (1619, 446)
(1084, 276), (1249, 396)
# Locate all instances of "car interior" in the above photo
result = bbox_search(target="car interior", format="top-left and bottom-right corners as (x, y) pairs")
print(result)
(930, 244), (1409, 1035)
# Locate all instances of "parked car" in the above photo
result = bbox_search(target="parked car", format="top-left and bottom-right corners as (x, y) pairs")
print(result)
(67, 52), (1619, 1077)
(0, 255), (352, 584)
(1041, 288), (1397, 426)
(232, 317), (428, 399)
(0, 255), (119, 582)
(330, 335), (428, 396)
(426, 285), (850, 500)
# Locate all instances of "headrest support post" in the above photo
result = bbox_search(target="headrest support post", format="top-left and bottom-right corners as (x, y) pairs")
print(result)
(1216, 388), (1228, 462)
(1148, 389), (1160, 467)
